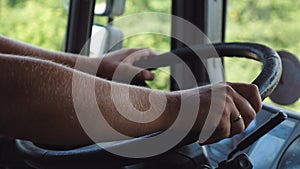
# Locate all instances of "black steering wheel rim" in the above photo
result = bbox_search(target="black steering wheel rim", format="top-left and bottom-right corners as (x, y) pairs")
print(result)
(214, 42), (282, 100)
(15, 42), (282, 169)
(134, 42), (282, 100)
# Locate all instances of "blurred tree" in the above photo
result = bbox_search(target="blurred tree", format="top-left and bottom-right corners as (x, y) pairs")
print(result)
(0, 0), (68, 51)
(226, 0), (300, 111)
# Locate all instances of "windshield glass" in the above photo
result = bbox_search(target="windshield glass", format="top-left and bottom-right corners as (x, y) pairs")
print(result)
(225, 0), (300, 112)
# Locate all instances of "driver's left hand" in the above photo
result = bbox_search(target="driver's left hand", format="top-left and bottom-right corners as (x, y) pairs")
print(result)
(95, 48), (157, 82)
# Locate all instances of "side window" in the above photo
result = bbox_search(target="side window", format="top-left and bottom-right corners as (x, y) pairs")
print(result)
(93, 0), (172, 91)
(0, 0), (69, 51)
(225, 0), (300, 111)
(121, 0), (171, 91)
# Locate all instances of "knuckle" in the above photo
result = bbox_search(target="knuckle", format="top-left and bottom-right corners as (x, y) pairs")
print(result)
(250, 84), (260, 97)
(224, 84), (235, 94)
(127, 48), (139, 54)
(250, 84), (259, 92)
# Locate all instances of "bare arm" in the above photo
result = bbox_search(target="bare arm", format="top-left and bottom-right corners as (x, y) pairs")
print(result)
(0, 35), (77, 66)
(0, 37), (262, 145)
(0, 53), (262, 145)
(0, 53), (178, 145)
(0, 35), (155, 81)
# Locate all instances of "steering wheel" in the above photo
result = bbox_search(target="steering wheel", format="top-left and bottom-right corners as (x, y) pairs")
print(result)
(15, 42), (282, 169)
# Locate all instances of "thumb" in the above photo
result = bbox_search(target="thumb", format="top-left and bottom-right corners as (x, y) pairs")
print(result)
(112, 63), (155, 82)
(137, 69), (155, 81)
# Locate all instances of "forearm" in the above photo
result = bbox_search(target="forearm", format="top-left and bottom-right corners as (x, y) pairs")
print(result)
(0, 35), (81, 68)
(94, 81), (179, 139)
(0, 54), (178, 145)
(0, 36), (157, 81)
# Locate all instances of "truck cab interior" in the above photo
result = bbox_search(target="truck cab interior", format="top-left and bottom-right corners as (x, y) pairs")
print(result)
(1, 0), (300, 169)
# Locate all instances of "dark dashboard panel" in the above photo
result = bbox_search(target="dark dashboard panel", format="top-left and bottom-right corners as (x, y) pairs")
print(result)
(206, 103), (300, 169)
(277, 135), (300, 169)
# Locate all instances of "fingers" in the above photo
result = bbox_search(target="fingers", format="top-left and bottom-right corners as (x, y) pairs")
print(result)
(228, 82), (262, 112)
(135, 68), (155, 81)
(199, 82), (260, 144)
(112, 63), (155, 82)
(230, 106), (246, 136)
(124, 48), (157, 64)
(231, 89), (256, 128)
(227, 83), (257, 132)
(123, 48), (157, 81)
(231, 118), (245, 137)
(101, 48), (157, 81)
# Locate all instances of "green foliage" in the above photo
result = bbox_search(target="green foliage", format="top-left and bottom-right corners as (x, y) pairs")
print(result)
(5, 0), (25, 7)
(125, 0), (171, 13)
(228, 0), (300, 23)
(226, 0), (300, 111)
(227, 0), (300, 54)
(0, 0), (68, 51)
(119, 1), (172, 91)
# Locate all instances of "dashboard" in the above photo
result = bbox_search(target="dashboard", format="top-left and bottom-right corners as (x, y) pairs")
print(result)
(14, 103), (300, 169)
(206, 103), (300, 169)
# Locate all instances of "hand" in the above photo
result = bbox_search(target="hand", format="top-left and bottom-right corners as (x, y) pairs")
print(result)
(178, 82), (261, 144)
(95, 48), (157, 82)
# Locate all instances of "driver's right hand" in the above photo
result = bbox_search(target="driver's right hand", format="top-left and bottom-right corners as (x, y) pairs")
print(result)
(171, 82), (261, 144)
